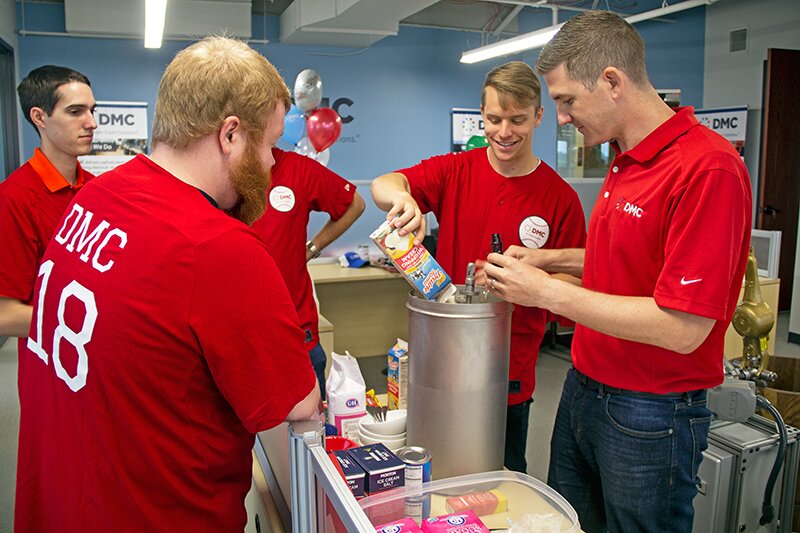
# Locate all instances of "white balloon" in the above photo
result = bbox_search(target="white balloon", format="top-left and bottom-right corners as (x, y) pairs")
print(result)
(315, 148), (330, 167)
(294, 69), (323, 114)
(294, 136), (317, 158)
(294, 137), (330, 166)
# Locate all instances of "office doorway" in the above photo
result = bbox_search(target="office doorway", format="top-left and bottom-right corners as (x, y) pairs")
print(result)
(758, 48), (800, 310)
(0, 37), (20, 180)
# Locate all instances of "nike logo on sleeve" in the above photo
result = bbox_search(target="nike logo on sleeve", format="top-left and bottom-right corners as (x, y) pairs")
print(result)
(680, 276), (702, 285)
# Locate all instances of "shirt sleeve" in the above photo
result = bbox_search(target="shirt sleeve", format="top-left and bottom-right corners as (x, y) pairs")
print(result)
(654, 165), (751, 320)
(302, 156), (356, 220)
(397, 153), (454, 216)
(188, 227), (317, 433)
(0, 184), (40, 302)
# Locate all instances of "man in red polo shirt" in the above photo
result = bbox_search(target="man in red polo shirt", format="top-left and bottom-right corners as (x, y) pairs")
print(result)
(484, 12), (751, 533)
(371, 61), (586, 473)
(252, 148), (364, 399)
(15, 38), (319, 532)
(0, 65), (96, 346)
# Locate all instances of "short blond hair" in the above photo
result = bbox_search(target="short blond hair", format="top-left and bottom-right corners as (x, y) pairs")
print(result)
(481, 61), (541, 110)
(535, 11), (649, 90)
(152, 36), (291, 148)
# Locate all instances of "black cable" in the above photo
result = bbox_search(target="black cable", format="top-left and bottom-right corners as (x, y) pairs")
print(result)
(755, 395), (788, 526)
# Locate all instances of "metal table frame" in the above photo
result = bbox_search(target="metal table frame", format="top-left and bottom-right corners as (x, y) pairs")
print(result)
(287, 420), (374, 532)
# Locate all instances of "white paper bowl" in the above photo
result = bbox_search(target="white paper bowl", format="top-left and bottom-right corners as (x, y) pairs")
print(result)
(359, 425), (406, 441)
(358, 431), (406, 449)
(359, 409), (407, 436)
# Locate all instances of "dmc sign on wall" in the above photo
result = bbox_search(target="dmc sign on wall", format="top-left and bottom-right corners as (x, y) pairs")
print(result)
(79, 101), (149, 175)
(695, 105), (748, 158)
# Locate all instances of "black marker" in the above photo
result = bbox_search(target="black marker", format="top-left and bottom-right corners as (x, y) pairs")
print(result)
(491, 233), (503, 254)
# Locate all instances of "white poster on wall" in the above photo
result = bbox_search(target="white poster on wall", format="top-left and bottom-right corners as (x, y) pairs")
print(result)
(78, 101), (149, 175)
(695, 105), (747, 159)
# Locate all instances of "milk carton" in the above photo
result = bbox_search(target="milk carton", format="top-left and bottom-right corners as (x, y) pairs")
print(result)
(387, 339), (409, 411)
(370, 220), (456, 302)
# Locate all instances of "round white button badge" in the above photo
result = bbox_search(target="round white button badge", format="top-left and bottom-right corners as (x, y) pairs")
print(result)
(269, 186), (296, 212)
(519, 216), (550, 249)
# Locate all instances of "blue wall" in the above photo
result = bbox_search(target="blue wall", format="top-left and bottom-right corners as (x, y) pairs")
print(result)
(15, 1), (706, 257)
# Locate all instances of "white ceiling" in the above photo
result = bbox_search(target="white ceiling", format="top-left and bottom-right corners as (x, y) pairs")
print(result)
(37, 0), (667, 46)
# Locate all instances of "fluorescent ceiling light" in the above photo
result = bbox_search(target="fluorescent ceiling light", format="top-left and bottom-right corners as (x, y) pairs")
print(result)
(461, 24), (563, 64)
(460, 0), (717, 64)
(145, 0), (168, 49)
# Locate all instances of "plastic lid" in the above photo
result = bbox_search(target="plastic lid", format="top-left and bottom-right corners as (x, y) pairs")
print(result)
(359, 470), (579, 532)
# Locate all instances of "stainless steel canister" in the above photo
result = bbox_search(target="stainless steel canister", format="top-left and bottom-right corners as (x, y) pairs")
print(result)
(406, 287), (512, 479)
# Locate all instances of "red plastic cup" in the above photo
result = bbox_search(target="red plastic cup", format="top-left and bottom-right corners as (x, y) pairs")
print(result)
(325, 436), (359, 452)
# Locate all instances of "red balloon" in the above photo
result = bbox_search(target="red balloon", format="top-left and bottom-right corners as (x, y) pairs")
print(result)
(306, 107), (342, 152)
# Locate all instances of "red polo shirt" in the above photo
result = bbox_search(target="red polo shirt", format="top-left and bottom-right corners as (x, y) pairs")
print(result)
(399, 148), (586, 404)
(251, 148), (356, 348)
(0, 148), (92, 351)
(573, 107), (752, 393)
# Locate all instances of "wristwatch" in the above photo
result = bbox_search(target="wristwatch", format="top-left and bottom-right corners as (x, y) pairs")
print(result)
(306, 240), (321, 259)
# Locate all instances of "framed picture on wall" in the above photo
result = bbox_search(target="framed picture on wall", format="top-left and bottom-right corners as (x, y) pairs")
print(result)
(695, 105), (748, 158)
(451, 108), (484, 152)
(78, 101), (149, 175)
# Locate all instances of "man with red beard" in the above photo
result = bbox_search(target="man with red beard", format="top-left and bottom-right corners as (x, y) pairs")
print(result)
(15, 37), (319, 532)
(371, 61), (586, 473)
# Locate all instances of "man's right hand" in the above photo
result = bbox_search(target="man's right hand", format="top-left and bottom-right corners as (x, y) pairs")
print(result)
(387, 192), (426, 244)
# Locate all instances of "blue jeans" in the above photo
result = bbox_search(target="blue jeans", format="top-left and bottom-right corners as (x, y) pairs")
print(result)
(505, 399), (533, 473)
(548, 368), (711, 533)
(306, 332), (327, 401)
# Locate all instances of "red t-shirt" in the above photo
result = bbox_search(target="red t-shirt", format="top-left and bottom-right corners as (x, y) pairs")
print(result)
(399, 148), (586, 405)
(0, 148), (92, 350)
(573, 107), (752, 393)
(15, 155), (316, 532)
(251, 148), (356, 347)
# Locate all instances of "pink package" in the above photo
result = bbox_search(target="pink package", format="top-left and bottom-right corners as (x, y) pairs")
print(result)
(421, 510), (490, 532)
(375, 517), (424, 532)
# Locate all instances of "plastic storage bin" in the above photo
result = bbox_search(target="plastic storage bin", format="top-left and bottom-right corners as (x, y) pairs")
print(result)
(358, 470), (580, 532)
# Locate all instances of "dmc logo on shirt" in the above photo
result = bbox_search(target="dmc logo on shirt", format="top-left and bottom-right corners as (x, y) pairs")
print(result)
(269, 186), (295, 212)
(615, 197), (644, 218)
(519, 215), (550, 248)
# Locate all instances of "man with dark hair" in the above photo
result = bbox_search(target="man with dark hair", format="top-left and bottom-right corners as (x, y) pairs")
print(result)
(0, 65), (96, 344)
(371, 60), (586, 473)
(484, 11), (752, 532)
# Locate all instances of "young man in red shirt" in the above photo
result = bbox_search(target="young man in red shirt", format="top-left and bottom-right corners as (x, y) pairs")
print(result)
(484, 12), (752, 532)
(0, 66), (96, 345)
(15, 37), (319, 532)
(252, 148), (364, 398)
(371, 61), (586, 473)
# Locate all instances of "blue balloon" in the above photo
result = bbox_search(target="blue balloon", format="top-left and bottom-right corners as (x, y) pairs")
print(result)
(280, 105), (306, 146)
